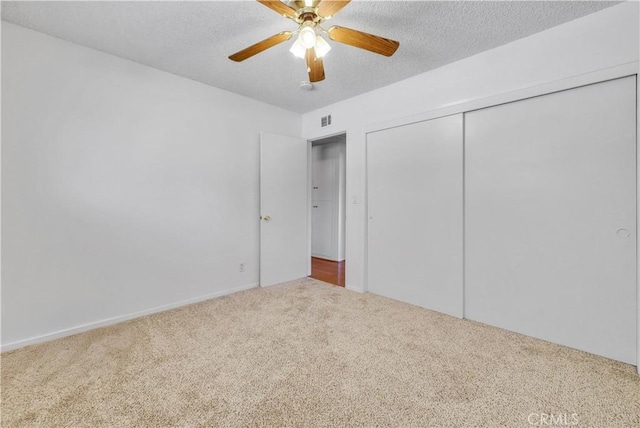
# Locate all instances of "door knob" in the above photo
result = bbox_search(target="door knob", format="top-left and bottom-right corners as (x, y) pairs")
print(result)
(262, 215), (271, 222)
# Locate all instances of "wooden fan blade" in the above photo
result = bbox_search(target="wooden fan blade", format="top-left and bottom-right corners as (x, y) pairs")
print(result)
(327, 26), (399, 57)
(229, 31), (293, 62)
(305, 48), (325, 82)
(317, 0), (350, 18)
(257, 0), (297, 19)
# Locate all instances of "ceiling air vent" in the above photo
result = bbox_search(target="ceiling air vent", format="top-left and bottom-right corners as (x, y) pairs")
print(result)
(321, 114), (332, 127)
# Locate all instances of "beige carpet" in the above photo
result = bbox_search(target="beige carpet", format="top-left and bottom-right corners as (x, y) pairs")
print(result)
(2, 278), (639, 427)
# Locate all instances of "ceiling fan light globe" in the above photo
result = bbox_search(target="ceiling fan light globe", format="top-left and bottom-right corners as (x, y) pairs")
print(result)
(315, 35), (331, 58)
(299, 26), (316, 49)
(289, 39), (307, 58)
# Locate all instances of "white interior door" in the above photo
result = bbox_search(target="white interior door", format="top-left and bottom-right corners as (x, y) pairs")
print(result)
(311, 143), (338, 260)
(312, 144), (336, 201)
(312, 200), (334, 258)
(465, 76), (637, 364)
(260, 132), (309, 287)
(367, 114), (464, 318)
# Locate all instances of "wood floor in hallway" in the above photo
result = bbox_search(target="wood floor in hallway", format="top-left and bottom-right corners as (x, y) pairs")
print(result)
(310, 257), (345, 287)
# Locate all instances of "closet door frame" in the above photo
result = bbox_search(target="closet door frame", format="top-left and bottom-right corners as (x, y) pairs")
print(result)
(363, 63), (639, 372)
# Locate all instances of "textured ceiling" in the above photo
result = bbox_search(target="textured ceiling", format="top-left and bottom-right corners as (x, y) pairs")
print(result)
(1, 1), (620, 113)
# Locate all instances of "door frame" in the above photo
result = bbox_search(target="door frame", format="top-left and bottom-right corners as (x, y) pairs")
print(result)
(308, 130), (348, 280)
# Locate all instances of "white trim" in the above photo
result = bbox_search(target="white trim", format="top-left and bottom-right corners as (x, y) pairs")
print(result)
(345, 285), (364, 294)
(636, 73), (640, 374)
(363, 127), (370, 294)
(0, 283), (259, 353)
(365, 62), (639, 135)
(307, 139), (313, 277)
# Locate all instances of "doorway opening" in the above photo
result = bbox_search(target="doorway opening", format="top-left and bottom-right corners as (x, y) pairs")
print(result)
(309, 133), (346, 287)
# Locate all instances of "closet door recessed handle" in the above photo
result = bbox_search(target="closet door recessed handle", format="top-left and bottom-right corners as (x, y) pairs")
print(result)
(617, 228), (630, 238)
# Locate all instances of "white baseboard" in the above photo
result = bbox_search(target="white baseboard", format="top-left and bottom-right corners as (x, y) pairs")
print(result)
(311, 255), (344, 262)
(1, 283), (259, 353)
(346, 284), (365, 293)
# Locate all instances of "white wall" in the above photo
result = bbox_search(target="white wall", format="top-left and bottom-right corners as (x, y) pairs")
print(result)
(302, 2), (639, 293)
(2, 2), (639, 355)
(1, 23), (301, 349)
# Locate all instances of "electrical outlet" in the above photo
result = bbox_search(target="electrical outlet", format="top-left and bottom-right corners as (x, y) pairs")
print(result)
(239, 263), (245, 272)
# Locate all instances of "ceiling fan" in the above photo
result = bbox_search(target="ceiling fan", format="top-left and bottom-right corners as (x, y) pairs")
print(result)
(228, 0), (400, 83)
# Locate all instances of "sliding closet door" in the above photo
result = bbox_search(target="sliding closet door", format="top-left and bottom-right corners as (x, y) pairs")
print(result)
(465, 77), (637, 364)
(367, 114), (463, 317)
